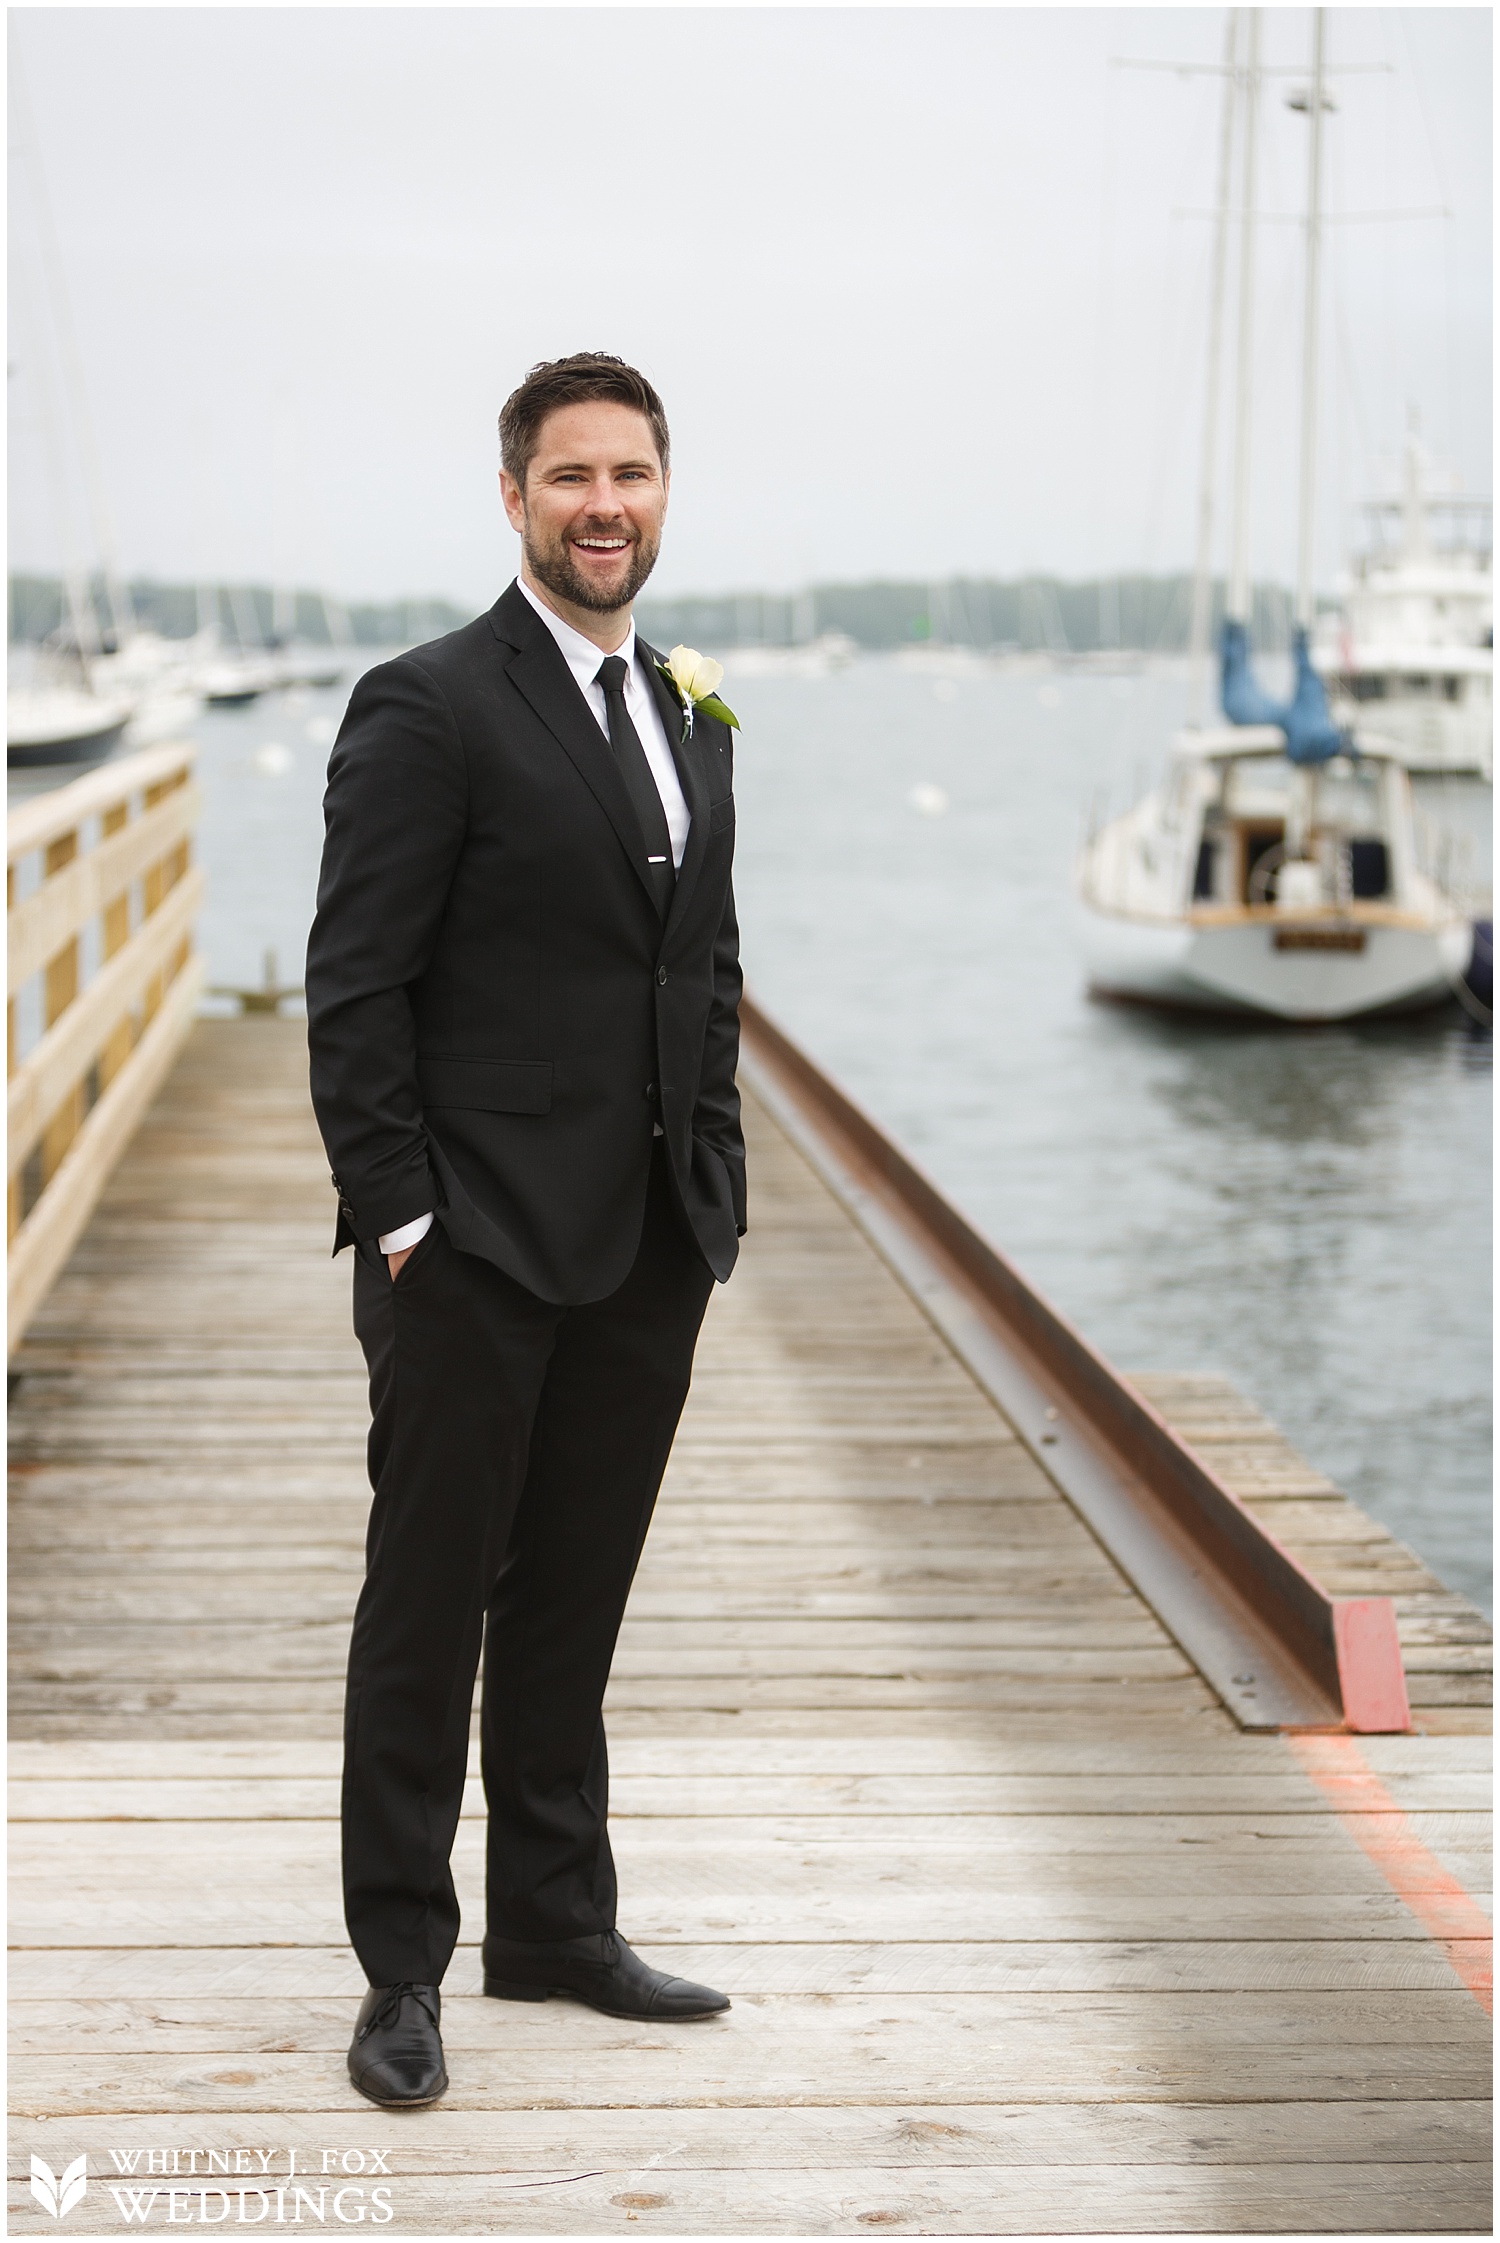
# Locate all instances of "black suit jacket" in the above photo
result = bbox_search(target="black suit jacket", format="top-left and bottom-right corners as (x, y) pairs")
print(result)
(305, 582), (745, 1304)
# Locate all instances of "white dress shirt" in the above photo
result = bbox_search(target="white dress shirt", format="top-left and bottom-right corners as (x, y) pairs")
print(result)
(515, 578), (691, 869)
(379, 582), (690, 1257)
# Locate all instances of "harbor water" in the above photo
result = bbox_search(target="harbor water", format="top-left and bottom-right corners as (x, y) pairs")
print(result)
(24, 644), (1489, 1613)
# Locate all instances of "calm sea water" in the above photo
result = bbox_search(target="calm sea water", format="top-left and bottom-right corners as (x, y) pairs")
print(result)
(21, 643), (1490, 1611)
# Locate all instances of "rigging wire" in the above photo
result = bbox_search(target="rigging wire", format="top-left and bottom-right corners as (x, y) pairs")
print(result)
(1395, 10), (1463, 475)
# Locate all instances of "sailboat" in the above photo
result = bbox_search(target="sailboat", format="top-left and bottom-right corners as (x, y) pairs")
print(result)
(1076, 7), (1474, 1021)
(189, 585), (280, 707)
(8, 569), (137, 768)
(7, 674), (136, 766)
(264, 587), (349, 691)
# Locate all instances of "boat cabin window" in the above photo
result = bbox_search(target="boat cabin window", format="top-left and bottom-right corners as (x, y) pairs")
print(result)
(1222, 758), (1293, 820)
(1316, 766), (1384, 829)
(1349, 839), (1390, 898)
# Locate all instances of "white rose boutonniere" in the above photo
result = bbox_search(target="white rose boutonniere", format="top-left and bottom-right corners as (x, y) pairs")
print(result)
(656, 645), (740, 745)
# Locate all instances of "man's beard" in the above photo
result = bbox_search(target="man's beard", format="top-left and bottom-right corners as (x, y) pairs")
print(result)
(524, 519), (661, 614)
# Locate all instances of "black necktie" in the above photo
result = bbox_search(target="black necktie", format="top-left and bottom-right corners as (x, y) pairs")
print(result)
(596, 654), (675, 917)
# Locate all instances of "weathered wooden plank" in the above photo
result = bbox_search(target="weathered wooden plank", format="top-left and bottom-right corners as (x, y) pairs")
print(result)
(11, 2096), (1489, 2165)
(11, 1880), (1486, 1949)
(11, 1773), (1491, 1842)
(5, 1681), (1224, 1730)
(11, 1811), (1490, 1895)
(11, 1941), (1490, 2000)
(7, 1703), (1243, 1741)
(9, 2036), (1489, 2116)
(7, 1629), (1198, 1684)
(11, 1988), (1488, 2055)
(12, 1733), (1488, 1780)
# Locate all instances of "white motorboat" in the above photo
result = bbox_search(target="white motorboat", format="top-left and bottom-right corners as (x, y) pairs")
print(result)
(1312, 433), (1492, 778)
(1077, 728), (1471, 1020)
(8, 680), (136, 766)
(270, 644), (347, 691)
(724, 632), (858, 680)
(194, 645), (281, 707)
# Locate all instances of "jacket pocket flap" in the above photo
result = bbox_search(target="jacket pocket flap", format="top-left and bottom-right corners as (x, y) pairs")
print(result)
(709, 797), (736, 832)
(417, 1058), (552, 1114)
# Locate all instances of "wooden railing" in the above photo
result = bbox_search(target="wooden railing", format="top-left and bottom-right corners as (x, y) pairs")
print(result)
(8, 744), (205, 1352)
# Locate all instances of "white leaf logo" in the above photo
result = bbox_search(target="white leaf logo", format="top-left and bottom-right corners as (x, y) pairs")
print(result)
(31, 2154), (87, 2218)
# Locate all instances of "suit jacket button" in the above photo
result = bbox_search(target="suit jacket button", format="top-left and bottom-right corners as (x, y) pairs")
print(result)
(645, 1083), (657, 1101)
(656, 966), (668, 986)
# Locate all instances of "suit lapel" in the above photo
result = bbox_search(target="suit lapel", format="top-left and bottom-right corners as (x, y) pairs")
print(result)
(642, 642), (711, 938)
(493, 588), (660, 916)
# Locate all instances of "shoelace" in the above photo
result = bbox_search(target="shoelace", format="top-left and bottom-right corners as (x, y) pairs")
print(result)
(358, 1982), (437, 2040)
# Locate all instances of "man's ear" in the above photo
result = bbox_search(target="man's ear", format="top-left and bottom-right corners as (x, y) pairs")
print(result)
(499, 468), (526, 535)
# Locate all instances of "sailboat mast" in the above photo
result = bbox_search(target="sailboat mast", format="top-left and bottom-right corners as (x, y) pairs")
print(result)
(1226, 8), (1262, 626)
(1189, 8), (1242, 721)
(1294, 8), (1328, 629)
(12, 45), (134, 654)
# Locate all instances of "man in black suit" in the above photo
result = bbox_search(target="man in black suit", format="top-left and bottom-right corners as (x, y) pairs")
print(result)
(306, 353), (744, 2108)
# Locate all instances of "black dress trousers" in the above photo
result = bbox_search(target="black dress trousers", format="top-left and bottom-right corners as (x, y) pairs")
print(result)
(342, 1143), (715, 1988)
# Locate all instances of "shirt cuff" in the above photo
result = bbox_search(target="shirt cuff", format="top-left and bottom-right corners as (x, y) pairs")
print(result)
(378, 1211), (434, 1255)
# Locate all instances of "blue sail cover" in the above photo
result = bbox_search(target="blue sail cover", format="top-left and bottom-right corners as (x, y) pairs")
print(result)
(1220, 620), (1348, 765)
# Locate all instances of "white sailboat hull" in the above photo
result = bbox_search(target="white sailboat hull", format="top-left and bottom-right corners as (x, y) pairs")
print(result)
(7, 687), (137, 767)
(1080, 904), (1470, 1021)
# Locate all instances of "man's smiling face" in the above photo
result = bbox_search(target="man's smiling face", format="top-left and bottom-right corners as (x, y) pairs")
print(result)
(501, 401), (668, 620)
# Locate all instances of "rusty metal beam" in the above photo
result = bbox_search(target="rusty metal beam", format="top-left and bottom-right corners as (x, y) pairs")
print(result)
(739, 994), (1411, 1735)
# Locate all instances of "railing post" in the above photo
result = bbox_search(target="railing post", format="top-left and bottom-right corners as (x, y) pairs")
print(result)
(99, 801), (134, 1095)
(40, 829), (83, 1195)
(7, 858), (16, 1246)
(141, 771), (190, 1025)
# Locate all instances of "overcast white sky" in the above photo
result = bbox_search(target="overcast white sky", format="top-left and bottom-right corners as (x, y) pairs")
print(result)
(9, 6), (1491, 608)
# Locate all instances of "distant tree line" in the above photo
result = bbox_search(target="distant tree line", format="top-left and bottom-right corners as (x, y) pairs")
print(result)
(7, 576), (470, 650)
(637, 575), (1300, 655)
(10, 571), (1300, 656)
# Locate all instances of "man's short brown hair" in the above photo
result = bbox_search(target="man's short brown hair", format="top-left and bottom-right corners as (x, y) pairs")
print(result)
(499, 353), (670, 487)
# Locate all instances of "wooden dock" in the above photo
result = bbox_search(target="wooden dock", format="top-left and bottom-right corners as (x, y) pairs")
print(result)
(9, 1016), (1492, 2234)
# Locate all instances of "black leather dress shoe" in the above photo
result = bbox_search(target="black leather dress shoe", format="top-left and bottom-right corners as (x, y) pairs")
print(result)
(482, 1930), (730, 2019)
(347, 1982), (448, 2107)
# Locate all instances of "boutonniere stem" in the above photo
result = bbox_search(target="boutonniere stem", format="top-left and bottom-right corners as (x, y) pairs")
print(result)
(656, 646), (740, 745)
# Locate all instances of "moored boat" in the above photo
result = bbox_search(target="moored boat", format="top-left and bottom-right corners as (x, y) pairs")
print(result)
(1077, 727), (1471, 1019)
(7, 681), (136, 767)
(1078, 8), (1478, 1023)
(1312, 432), (1492, 779)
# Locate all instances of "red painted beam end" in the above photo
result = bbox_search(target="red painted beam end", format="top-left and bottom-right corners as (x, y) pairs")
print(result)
(1331, 1597), (1413, 1733)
